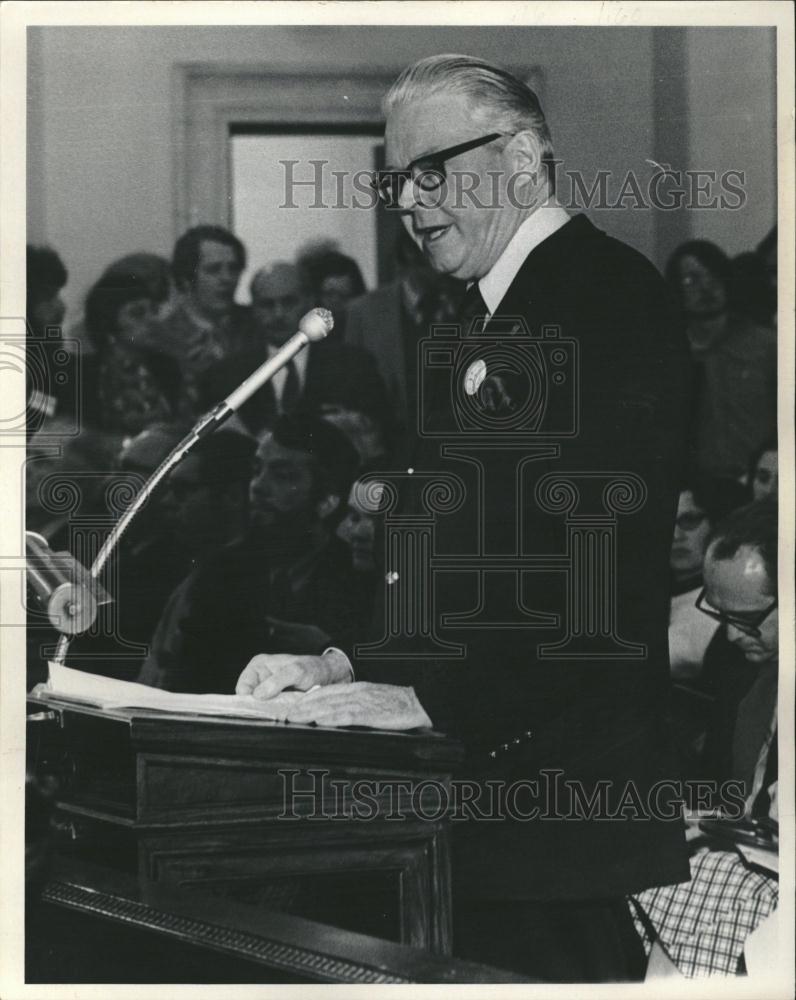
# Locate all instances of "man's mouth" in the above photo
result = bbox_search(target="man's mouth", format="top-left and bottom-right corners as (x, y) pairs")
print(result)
(417, 225), (452, 247)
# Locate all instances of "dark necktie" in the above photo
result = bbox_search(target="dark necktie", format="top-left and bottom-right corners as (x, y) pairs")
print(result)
(458, 281), (490, 333)
(280, 357), (301, 414)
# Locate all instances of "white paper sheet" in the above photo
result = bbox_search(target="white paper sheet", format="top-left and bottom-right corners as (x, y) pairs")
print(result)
(39, 662), (304, 721)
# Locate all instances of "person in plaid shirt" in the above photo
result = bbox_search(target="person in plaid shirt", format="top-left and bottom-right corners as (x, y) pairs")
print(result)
(630, 499), (779, 977)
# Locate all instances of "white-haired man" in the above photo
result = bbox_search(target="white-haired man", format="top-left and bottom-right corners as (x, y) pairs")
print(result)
(237, 55), (692, 980)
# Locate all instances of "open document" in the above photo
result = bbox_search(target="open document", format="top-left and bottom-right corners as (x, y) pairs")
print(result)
(31, 662), (306, 721)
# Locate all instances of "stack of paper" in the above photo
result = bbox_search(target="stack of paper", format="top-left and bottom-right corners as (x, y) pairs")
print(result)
(34, 662), (305, 722)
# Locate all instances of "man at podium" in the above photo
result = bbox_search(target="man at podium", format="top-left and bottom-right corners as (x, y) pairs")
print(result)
(236, 54), (691, 982)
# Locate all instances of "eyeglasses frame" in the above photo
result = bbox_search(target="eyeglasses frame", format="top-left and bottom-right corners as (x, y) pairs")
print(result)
(694, 587), (777, 638)
(372, 132), (507, 207)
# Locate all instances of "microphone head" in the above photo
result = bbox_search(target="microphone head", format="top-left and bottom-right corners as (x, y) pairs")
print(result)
(298, 307), (334, 342)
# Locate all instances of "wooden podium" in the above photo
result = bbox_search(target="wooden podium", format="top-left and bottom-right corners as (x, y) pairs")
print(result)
(27, 695), (464, 961)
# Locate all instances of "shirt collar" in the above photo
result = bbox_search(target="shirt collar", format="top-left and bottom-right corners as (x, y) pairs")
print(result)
(478, 203), (570, 315)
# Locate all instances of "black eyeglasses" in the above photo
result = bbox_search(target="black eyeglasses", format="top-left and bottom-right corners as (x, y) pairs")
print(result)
(695, 588), (777, 638)
(371, 132), (506, 207)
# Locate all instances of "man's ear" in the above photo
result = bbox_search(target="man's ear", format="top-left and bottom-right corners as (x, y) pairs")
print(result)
(316, 492), (342, 521)
(506, 130), (546, 198)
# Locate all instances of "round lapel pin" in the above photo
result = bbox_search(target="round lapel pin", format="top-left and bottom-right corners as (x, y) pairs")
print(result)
(464, 358), (487, 396)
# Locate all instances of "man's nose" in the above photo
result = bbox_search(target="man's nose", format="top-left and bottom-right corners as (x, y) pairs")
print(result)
(725, 623), (748, 644)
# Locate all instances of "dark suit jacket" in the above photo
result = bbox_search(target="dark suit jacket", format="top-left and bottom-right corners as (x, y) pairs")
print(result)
(357, 215), (692, 901)
(199, 338), (390, 437)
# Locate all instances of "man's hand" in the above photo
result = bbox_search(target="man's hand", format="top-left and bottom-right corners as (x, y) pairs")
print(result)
(284, 681), (433, 731)
(236, 651), (347, 700)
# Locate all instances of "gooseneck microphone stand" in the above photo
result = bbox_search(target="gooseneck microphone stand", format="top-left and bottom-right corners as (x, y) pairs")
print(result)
(51, 308), (333, 666)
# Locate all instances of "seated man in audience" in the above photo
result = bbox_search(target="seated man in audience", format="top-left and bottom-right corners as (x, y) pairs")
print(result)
(630, 499), (779, 978)
(201, 262), (388, 439)
(157, 225), (250, 418)
(138, 414), (361, 694)
(669, 474), (747, 679)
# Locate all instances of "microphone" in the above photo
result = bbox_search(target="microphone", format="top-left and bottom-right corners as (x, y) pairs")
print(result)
(223, 307), (333, 413)
(26, 531), (111, 635)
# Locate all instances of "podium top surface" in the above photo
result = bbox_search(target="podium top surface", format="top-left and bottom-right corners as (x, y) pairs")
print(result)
(27, 692), (464, 769)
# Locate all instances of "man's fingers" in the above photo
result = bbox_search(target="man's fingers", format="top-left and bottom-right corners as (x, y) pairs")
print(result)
(252, 674), (292, 700)
(237, 654), (302, 699)
(235, 657), (269, 695)
(252, 660), (305, 700)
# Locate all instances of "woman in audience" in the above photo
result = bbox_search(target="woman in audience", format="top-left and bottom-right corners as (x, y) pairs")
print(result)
(297, 244), (366, 338)
(82, 266), (186, 440)
(748, 438), (778, 502)
(666, 240), (777, 480)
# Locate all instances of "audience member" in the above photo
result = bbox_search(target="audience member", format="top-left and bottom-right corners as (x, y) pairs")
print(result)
(82, 266), (185, 440)
(666, 240), (777, 480)
(669, 475), (747, 679)
(200, 262), (388, 439)
(26, 245), (68, 338)
(320, 404), (391, 465)
(68, 253), (176, 357)
(138, 414), (361, 693)
(297, 244), (367, 337)
(748, 438), (778, 502)
(631, 500), (779, 978)
(157, 225), (250, 417)
(344, 231), (460, 453)
(697, 499), (779, 792)
(336, 477), (383, 575)
(160, 426), (254, 558)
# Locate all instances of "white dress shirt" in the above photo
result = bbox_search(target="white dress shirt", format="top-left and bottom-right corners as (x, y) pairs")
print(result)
(477, 202), (570, 316)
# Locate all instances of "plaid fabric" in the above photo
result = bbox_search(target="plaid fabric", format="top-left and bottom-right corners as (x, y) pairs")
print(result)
(629, 846), (778, 977)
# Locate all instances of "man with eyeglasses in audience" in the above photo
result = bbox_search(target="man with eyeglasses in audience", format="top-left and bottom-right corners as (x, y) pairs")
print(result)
(669, 475), (747, 680)
(631, 498), (779, 978)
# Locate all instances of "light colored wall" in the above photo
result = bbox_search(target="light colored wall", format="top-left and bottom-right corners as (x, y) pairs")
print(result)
(27, 25), (659, 321)
(27, 25), (776, 323)
(685, 26), (776, 255)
